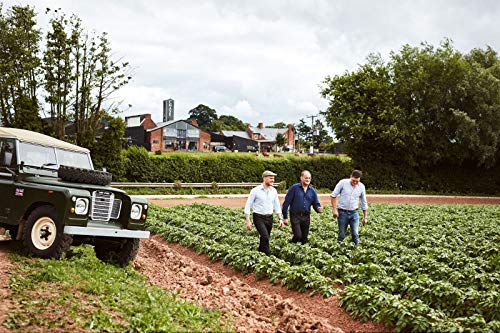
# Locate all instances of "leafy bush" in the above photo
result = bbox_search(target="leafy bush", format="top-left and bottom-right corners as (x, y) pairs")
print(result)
(119, 149), (500, 194)
(122, 150), (351, 189)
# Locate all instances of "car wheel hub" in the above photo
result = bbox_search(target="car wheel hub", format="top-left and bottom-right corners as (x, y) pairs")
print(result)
(31, 217), (57, 250)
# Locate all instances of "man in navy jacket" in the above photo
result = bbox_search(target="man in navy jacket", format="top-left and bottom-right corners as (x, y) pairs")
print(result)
(282, 170), (323, 244)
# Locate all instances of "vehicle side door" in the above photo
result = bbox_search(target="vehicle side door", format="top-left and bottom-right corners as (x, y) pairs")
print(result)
(0, 138), (17, 222)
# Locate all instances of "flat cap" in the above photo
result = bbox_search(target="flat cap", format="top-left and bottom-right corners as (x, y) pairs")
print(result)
(262, 170), (277, 177)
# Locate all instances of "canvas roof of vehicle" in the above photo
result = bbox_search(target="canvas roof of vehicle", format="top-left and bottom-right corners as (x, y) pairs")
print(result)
(0, 127), (89, 153)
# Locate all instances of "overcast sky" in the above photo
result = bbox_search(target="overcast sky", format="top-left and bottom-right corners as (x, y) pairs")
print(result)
(4, 0), (500, 127)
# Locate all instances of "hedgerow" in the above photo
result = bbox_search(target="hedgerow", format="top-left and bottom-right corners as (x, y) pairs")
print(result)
(123, 147), (352, 189)
(120, 147), (500, 194)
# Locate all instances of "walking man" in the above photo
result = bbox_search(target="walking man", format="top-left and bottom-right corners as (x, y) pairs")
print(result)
(330, 170), (368, 245)
(282, 170), (323, 244)
(244, 170), (284, 255)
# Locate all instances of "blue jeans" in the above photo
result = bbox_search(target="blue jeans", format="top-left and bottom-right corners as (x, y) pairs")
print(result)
(338, 209), (359, 245)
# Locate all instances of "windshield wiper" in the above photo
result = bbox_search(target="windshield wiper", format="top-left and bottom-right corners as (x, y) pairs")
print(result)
(20, 162), (58, 171)
(41, 163), (58, 168)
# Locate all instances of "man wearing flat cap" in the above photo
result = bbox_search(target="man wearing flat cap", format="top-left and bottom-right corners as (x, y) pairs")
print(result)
(244, 170), (284, 256)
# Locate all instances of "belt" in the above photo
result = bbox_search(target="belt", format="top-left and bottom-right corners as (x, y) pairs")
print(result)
(338, 208), (356, 212)
(253, 213), (273, 218)
(291, 211), (309, 216)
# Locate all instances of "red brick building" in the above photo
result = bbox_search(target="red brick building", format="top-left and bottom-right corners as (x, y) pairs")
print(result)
(147, 119), (211, 152)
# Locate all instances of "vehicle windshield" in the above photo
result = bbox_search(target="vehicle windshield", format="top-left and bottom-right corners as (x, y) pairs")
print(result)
(56, 148), (93, 169)
(18, 142), (93, 170)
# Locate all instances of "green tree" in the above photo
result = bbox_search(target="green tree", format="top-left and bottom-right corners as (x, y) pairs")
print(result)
(90, 115), (126, 180)
(275, 133), (286, 149)
(43, 8), (131, 147)
(321, 40), (500, 169)
(295, 119), (311, 145)
(461, 46), (500, 167)
(188, 104), (218, 131)
(209, 114), (246, 132)
(0, 5), (42, 130)
(43, 9), (74, 138)
(295, 118), (333, 150)
(267, 122), (287, 128)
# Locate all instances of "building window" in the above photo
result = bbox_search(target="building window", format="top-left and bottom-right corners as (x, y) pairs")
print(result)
(165, 141), (174, 149)
(153, 140), (159, 144)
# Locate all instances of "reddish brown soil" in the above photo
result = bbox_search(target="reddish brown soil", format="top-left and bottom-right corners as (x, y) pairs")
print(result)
(136, 235), (389, 332)
(0, 236), (14, 333)
(150, 193), (500, 208)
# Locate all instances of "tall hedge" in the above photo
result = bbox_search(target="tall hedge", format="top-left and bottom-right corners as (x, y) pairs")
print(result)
(122, 147), (500, 194)
(123, 147), (352, 190)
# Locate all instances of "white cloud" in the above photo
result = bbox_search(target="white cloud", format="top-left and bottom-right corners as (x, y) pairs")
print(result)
(220, 100), (260, 124)
(4, 0), (500, 127)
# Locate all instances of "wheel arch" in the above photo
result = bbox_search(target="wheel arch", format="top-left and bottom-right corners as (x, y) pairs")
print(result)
(18, 201), (60, 240)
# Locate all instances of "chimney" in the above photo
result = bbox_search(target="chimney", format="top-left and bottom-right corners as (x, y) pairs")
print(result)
(257, 122), (263, 129)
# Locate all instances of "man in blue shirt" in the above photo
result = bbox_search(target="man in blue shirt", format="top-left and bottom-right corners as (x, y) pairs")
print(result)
(245, 170), (284, 255)
(282, 170), (323, 244)
(330, 170), (368, 245)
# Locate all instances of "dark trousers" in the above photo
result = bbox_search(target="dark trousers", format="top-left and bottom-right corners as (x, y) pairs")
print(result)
(253, 213), (273, 256)
(290, 213), (311, 244)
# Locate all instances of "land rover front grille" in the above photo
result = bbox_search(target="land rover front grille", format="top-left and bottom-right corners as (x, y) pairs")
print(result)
(90, 190), (122, 221)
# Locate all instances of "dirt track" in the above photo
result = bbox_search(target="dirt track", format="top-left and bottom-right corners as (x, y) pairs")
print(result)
(136, 235), (387, 332)
(149, 193), (500, 208)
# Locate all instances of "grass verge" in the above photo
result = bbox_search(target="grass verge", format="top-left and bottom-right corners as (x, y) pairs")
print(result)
(3, 243), (233, 332)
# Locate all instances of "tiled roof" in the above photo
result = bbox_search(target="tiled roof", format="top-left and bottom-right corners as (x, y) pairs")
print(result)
(220, 131), (250, 139)
(249, 127), (287, 140)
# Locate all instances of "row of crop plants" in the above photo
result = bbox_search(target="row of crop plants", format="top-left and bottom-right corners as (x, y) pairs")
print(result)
(146, 203), (500, 332)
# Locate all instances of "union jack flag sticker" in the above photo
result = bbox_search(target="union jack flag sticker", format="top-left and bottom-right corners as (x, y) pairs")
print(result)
(15, 188), (24, 197)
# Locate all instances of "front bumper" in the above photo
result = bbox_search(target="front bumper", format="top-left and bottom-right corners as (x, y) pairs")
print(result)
(64, 225), (150, 239)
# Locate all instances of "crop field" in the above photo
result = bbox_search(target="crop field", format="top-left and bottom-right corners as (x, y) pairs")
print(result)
(147, 203), (500, 332)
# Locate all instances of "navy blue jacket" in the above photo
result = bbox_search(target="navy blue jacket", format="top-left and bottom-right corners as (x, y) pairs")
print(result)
(281, 183), (321, 219)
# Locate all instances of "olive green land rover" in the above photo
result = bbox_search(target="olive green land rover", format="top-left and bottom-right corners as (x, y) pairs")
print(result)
(0, 127), (149, 266)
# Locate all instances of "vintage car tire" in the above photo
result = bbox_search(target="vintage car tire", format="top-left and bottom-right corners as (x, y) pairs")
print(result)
(94, 238), (140, 267)
(58, 165), (112, 186)
(23, 205), (72, 259)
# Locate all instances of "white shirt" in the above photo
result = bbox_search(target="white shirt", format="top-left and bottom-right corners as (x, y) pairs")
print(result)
(244, 184), (281, 215)
(330, 179), (368, 211)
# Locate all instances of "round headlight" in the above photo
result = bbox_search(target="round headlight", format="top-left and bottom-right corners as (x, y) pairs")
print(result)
(75, 198), (89, 215)
(130, 204), (142, 220)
